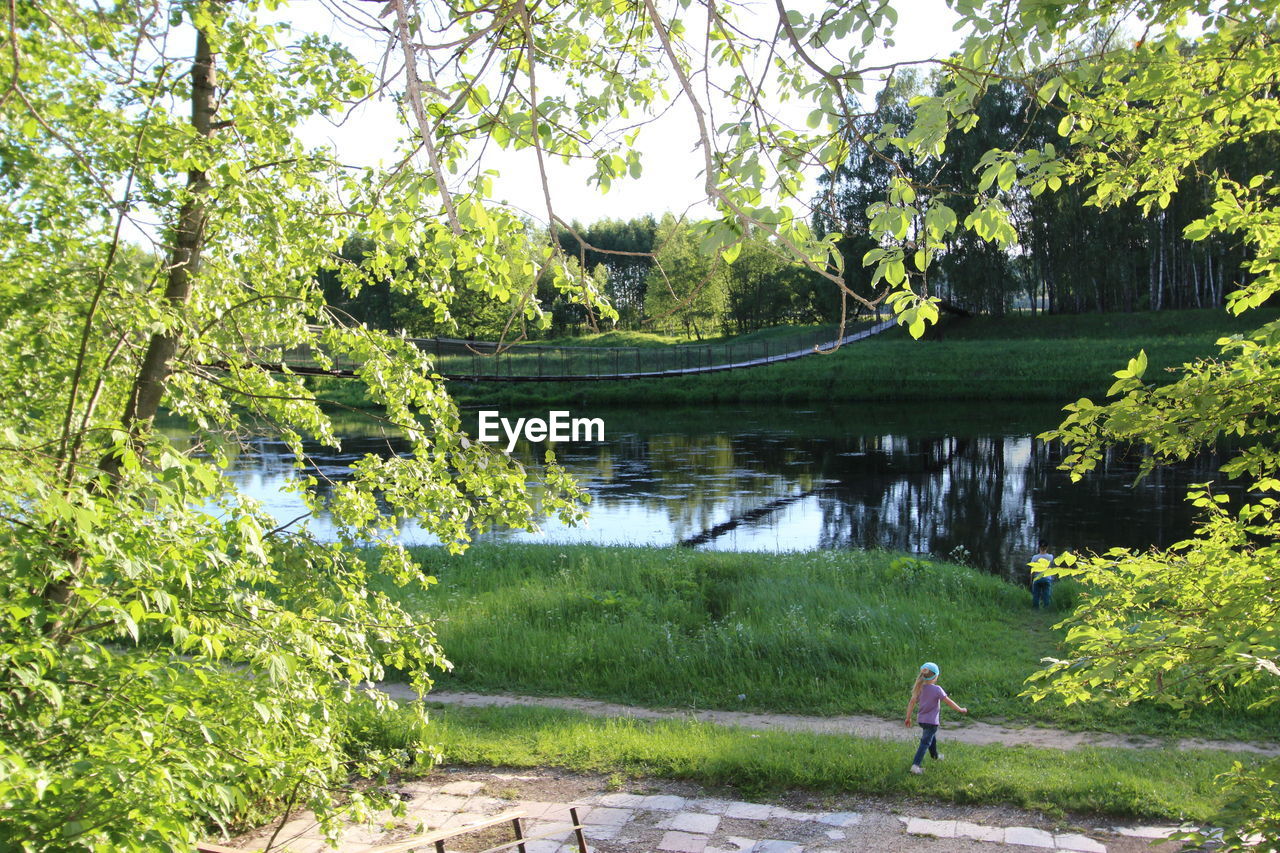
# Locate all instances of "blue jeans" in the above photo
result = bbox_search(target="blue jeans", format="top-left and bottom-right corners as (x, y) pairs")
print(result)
(1032, 578), (1054, 609)
(912, 724), (939, 766)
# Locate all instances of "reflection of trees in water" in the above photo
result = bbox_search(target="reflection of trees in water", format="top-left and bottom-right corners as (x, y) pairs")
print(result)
(813, 436), (1029, 576)
(1027, 439), (1229, 557)
(178, 412), (1240, 574)
(812, 435), (1234, 576)
(552, 431), (810, 543)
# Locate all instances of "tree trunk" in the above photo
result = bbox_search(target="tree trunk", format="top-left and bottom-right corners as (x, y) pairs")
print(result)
(122, 22), (217, 431)
(48, 15), (219, 627)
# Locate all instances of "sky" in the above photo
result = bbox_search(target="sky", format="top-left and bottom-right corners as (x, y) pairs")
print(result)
(277, 0), (965, 226)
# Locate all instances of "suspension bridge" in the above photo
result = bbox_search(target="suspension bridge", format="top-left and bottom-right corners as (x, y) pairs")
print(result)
(254, 318), (898, 382)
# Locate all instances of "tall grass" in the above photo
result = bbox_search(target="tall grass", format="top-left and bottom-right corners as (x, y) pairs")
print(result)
(383, 544), (1274, 741)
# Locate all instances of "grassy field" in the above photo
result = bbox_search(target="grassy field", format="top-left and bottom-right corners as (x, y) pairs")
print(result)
(342, 701), (1256, 822)
(306, 308), (1272, 408)
(377, 543), (1274, 742)
(443, 308), (1275, 407)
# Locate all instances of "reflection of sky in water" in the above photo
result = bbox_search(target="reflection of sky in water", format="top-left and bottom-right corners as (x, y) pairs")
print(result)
(176, 403), (1235, 578)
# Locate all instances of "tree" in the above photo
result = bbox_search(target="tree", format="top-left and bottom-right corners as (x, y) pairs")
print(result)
(644, 216), (730, 339)
(813, 72), (927, 315)
(318, 236), (396, 330)
(900, 3), (1280, 846)
(724, 231), (836, 332)
(0, 2), (593, 848)
(557, 218), (659, 330)
(539, 256), (611, 337)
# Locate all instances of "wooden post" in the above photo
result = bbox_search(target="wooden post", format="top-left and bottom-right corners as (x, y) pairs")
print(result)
(569, 807), (588, 852)
(512, 815), (527, 853)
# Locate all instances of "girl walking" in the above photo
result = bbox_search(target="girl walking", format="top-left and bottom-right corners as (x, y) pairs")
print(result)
(904, 661), (967, 774)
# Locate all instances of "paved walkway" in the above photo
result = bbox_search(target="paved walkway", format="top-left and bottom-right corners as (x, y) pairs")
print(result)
(391, 688), (1280, 757)
(226, 768), (1185, 853)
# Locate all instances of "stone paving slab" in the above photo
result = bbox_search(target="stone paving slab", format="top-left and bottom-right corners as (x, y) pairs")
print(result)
(1004, 825), (1057, 848)
(411, 793), (472, 812)
(438, 811), (490, 830)
(461, 795), (509, 812)
(659, 812), (722, 834)
(271, 839), (329, 853)
(582, 823), (624, 841)
(753, 840), (803, 853)
(582, 806), (634, 826)
(404, 807), (453, 828)
(518, 800), (566, 819)
(1056, 832), (1107, 853)
(957, 820), (1007, 843)
(596, 792), (647, 808)
(813, 811), (861, 827)
(516, 840), (564, 853)
(659, 830), (710, 852)
(439, 780), (486, 796)
(640, 794), (690, 811)
(906, 817), (958, 839)
(1112, 825), (1180, 839)
(524, 819), (578, 841)
(722, 801), (773, 820)
(541, 804), (593, 823)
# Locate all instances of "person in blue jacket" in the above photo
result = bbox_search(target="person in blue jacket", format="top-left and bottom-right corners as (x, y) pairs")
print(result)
(1030, 541), (1055, 609)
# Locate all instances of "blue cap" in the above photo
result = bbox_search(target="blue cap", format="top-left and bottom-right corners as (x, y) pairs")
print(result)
(920, 662), (939, 679)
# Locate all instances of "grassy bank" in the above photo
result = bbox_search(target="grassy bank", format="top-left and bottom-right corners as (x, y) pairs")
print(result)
(446, 309), (1272, 407)
(310, 308), (1274, 408)
(348, 702), (1253, 822)
(381, 544), (1273, 742)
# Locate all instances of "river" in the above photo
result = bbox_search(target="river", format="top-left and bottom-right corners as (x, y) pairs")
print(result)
(166, 401), (1233, 579)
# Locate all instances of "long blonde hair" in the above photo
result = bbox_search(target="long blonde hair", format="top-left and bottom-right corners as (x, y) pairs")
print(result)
(910, 672), (928, 704)
(910, 666), (938, 703)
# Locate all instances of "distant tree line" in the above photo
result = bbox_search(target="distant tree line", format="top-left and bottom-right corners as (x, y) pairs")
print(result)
(322, 69), (1275, 339)
(319, 217), (840, 340)
(814, 70), (1275, 316)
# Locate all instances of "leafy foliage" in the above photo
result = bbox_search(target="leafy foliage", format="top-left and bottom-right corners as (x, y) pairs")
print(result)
(644, 216), (731, 340)
(909, 2), (1280, 846)
(0, 2), (589, 848)
(6, 0), (1280, 846)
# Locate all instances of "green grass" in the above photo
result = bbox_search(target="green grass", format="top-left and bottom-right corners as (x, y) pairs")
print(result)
(383, 544), (1274, 742)
(307, 309), (1276, 408)
(347, 702), (1255, 822)
(444, 308), (1278, 407)
(939, 309), (1271, 340)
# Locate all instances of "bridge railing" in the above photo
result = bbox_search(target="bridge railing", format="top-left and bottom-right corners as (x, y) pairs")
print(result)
(264, 318), (893, 381)
(411, 321), (886, 380)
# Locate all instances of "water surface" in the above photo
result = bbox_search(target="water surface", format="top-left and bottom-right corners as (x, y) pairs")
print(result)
(169, 402), (1232, 578)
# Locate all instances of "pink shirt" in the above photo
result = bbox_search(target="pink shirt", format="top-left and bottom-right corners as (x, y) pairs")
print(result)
(917, 683), (948, 725)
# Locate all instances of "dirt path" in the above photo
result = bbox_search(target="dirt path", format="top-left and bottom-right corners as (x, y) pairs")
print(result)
(381, 686), (1280, 757)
